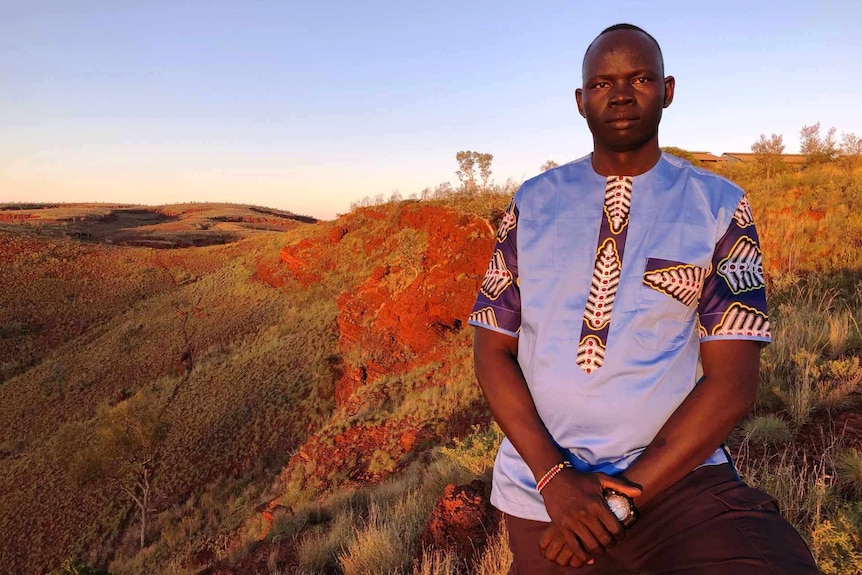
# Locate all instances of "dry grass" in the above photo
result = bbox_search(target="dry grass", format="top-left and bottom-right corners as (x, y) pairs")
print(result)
(404, 518), (511, 575)
(760, 276), (862, 426)
(740, 414), (792, 446)
(338, 502), (415, 575)
(272, 455), (474, 575)
(7, 162), (862, 574)
(440, 422), (503, 476)
(834, 448), (862, 499)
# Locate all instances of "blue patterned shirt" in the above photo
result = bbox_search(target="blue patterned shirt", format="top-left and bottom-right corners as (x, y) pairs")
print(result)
(469, 153), (771, 521)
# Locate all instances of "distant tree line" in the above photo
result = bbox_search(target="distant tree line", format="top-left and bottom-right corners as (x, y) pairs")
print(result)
(350, 150), (519, 211)
(751, 123), (862, 177)
(351, 123), (861, 212)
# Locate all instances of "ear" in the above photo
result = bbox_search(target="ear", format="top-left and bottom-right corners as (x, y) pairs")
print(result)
(575, 88), (586, 118)
(663, 76), (675, 108)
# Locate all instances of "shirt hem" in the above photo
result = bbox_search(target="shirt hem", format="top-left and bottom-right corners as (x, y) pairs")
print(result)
(699, 335), (771, 345)
(468, 321), (519, 338)
(491, 490), (551, 523)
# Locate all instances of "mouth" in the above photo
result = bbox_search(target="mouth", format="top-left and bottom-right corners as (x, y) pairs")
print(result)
(606, 117), (639, 129)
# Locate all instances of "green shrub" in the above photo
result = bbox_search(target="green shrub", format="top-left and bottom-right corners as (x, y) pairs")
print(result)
(811, 503), (862, 575)
(50, 558), (112, 575)
(440, 423), (503, 475)
(740, 414), (792, 446)
(835, 448), (862, 499)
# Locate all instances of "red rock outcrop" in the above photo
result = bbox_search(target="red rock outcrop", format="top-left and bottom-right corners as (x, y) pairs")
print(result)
(274, 201), (497, 497)
(419, 479), (499, 562)
(333, 205), (492, 406)
(0, 213), (36, 221)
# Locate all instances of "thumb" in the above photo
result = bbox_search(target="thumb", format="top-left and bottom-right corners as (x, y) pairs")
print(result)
(598, 473), (642, 499)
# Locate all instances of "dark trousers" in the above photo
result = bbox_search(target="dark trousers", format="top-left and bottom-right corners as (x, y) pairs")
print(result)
(505, 464), (820, 574)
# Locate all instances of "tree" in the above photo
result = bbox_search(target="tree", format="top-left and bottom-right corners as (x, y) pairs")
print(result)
(800, 122), (838, 163)
(750, 133), (785, 179)
(840, 132), (862, 171)
(476, 152), (494, 193)
(455, 151), (494, 194)
(540, 160), (560, 172)
(455, 151), (477, 194)
(58, 390), (170, 550)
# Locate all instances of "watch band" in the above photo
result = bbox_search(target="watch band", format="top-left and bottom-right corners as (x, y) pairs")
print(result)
(603, 488), (639, 528)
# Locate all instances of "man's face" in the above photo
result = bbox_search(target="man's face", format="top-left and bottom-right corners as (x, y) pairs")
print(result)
(576, 30), (674, 154)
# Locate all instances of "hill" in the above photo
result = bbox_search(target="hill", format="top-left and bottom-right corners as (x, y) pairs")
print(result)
(1, 164), (861, 575)
(0, 202), (315, 249)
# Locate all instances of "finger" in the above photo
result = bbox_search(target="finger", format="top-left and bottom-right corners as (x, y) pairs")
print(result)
(599, 474), (642, 499)
(558, 522), (586, 562)
(569, 546), (591, 569)
(556, 545), (574, 566)
(539, 525), (555, 551)
(595, 502), (626, 540)
(572, 523), (604, 556)
(543, 534), (565, 562)
(580, 502), (619, 551)
(559, 527), (590, 566)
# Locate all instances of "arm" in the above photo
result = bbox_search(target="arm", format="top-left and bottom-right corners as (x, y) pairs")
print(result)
(621, 339), (760, 506)
(621, 192), (766, 506)
(474, 327), (640, 567)
(540, 339), (761, 566)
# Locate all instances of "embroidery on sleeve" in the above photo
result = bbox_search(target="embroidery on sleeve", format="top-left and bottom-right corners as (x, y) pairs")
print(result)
(497, 199), (517, 242)
(697, 316), (708, 339)
(469, 307), (498, 328)
(717, 236), (764, 294)
(712, 302), (771, 338)
(480, 249), (514, 301)
(733, 196), (754, 228)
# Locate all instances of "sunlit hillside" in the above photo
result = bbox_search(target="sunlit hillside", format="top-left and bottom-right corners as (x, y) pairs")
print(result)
(1, 156), (861, 574)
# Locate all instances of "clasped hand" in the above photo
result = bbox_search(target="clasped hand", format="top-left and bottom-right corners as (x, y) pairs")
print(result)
(539, 470), (641, 568)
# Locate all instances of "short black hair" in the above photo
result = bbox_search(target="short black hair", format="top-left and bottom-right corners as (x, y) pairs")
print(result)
(583, 23), (664, 75)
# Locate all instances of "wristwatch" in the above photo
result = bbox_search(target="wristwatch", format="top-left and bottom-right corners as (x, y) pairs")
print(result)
(603, 488), (639, 528)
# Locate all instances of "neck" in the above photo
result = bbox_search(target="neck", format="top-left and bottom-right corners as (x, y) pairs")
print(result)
(590, 143), (662, 177)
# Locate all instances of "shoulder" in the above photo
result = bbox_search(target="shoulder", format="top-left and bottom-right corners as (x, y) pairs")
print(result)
(659, 153), (745, 206)
(514, 154), (594, 210)
(658, 153), (749, 235)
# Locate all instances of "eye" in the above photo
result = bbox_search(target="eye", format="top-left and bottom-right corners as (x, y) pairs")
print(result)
(592, 81), (610, 89)
(633, 77), (651, 85)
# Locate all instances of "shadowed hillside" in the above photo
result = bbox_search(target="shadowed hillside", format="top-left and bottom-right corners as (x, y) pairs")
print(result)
(0, 198), (502, 574)
(0, 203), (315, 249)
(1, 162), (861, 575)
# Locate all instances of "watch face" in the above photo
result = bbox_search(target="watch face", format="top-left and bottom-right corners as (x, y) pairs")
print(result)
(603, 490), (638, 528)
(606, 494), (631, 522)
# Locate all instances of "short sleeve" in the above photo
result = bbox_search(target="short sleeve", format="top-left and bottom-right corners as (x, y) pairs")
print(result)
(468, 197), (521, 337)
(697, 195), (771, 344)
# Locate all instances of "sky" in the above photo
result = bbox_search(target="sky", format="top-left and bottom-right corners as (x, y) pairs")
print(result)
(2, 1), (861, 220)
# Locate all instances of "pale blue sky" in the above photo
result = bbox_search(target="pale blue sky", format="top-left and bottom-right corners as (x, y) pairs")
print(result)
(2, 1), (861, 219)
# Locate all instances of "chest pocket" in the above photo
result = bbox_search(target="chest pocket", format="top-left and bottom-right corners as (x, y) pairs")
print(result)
(633, 258), (708, 351)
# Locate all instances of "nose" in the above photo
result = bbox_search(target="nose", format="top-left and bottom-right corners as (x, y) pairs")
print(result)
(609, 82), (634, 105)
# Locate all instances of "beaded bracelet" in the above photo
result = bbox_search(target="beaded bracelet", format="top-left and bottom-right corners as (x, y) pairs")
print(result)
(536, 461), (573, 493)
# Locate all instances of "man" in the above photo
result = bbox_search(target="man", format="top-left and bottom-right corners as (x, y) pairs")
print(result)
(468, 24), (819, 574)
